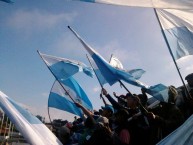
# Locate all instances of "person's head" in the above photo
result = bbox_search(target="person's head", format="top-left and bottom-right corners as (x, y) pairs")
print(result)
(189, 89), (193, 98)
(115, 109), (129, 124)
(101, 105), (114, 118)
(168, 86), (178, 104)
(57, 126), (70, 144)
(138, 94), (148, 106)
(96, 116), (109, 127)
(126, 93), (140, 109)
(185, 73), (193, 87)
(84, 116), (96, 129)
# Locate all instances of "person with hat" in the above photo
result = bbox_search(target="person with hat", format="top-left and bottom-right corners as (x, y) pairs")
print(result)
(147, 86), (184, 145)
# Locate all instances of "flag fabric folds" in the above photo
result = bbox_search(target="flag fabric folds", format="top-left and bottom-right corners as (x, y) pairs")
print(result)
(78, 0), (193, 9)
(0, 90), (62, 145)
(68, 26), (149, 88)
(157, 114), (193, 145)
(38, 52), (94, 80)
(87, 55), (107, 86)
(146, 84), (169, 102)
(157, 9), (193, 60)
(49, 78), (93, 117)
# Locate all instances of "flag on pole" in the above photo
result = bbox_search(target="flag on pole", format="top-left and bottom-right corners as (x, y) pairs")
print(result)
(75, 0), (193, 9)
(38, 52), (94, 80)
(49, 78), (93, 117)
(68, 26), (149, 88)
(157, 114), (193, 145)
(146, 84), (169, 102)
(156, 9), (193, 60)
(87, 55), (107, 86)
(0, 90), (62, 145)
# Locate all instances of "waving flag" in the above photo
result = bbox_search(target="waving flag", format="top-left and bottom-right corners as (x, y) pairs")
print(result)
(38, 51), (94, 81)
(157, 9), (193, 60)
(76, 0), (193, 9)
(68, 26), (148, 88)
(0, 90), (62, 145)
(157, 114), (193, 145)
(49, 78), (93, 117)
(146, 84), (168, 102)
(87, 55), (107, 86)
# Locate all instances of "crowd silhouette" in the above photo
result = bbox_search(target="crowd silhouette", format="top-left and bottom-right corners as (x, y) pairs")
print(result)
(54, 73), (193, 145)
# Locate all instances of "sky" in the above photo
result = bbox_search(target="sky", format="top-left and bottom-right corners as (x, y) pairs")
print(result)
(0, 0), (193, 122)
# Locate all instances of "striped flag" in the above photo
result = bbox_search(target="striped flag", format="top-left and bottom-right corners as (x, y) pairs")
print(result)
(0, 90), (62, 145)
(49, 78), (93, 117)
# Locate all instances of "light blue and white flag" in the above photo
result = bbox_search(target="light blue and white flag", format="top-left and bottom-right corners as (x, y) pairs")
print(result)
(0, 90), (62, 145)
(76, 0), (193, 9)
(68, 26), (149, 88)
(49, 77), (93, 117)
(157, 9), (193, 60)
(38, 51), (94, 80)
(146, 84), (169, 102)
(87, 55), (107, 86)
(157, 114), (193, 145)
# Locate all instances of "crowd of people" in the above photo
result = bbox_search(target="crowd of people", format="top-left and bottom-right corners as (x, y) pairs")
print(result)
(54, 73), (193, 145)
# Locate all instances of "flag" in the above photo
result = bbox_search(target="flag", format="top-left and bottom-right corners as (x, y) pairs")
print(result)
(68, 26), (149, 88)
(77, 0), (193, 9)
(49, 77), (93, 117)
(87, 55), (107, 86)
(157, 9), (193, 60)
(157, 114), (193, 145)
(75, 1), (193, 60)
(38, 51), (94, 81)
(0, 90), (62, 145)
(146, 84), (169, 102)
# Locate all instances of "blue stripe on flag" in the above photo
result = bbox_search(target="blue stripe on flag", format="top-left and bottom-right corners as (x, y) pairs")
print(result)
(61, 77), (93, 110)
(146, 84), (168, 102)
(164, 26), (193, 60)
(50, 61), (79, 80)
(49, 92), (82, 116)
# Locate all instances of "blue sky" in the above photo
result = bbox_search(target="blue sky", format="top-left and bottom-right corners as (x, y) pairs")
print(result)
(1, 0), (193, 122)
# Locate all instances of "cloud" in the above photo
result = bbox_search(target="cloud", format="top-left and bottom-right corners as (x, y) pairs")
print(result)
(6, 9), (78, 32)
(41, 92), (49, 97)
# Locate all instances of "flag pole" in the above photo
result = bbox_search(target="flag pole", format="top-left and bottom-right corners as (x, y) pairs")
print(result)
(118, 80), (148, 113)
(86, 54), (103, 88)
(153, 8), (191, 99)
(37, 50), (76, 103)
(47, 82), (55, 125)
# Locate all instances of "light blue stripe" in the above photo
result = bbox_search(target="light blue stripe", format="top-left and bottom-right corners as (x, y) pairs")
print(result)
(164, 26), (193, 60)
(61, 77), (93, 110)
(50, 61), (79, 80)
(146, 84), (168, 102)
(49, 92), (82, 117)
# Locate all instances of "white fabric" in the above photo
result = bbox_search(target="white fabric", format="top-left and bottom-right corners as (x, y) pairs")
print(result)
(0, 90), (62, 145)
